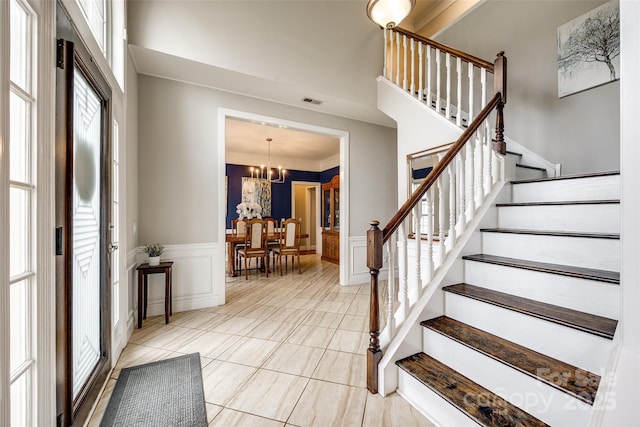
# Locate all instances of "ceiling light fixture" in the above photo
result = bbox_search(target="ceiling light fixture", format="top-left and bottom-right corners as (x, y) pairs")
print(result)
(249, 138), (286, 184)
(366, 0), (415, 29)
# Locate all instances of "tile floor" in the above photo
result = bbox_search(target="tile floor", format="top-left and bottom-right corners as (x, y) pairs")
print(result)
(87, 255), (433, 426)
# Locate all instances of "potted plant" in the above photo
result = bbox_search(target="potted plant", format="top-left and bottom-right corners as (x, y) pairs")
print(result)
(143, 243), (164, 266)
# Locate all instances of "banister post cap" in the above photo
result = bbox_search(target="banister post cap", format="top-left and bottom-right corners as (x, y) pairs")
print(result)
(370, 220), (380, 227)
(497, 51), (505, 57)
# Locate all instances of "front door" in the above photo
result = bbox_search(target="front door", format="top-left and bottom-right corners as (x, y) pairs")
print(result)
(55, 3), (112, 425)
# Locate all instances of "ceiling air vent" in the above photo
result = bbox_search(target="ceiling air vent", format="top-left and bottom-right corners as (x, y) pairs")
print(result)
(302, 97), (323, 105)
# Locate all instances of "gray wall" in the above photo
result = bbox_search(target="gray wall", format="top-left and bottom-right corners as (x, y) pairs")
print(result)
(436, 0), (620, 175)
(126, 51), (139, 249)
(137, 75), (397, 245)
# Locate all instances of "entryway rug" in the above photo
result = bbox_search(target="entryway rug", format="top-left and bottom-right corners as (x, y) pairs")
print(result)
(100, 353), (207, 427)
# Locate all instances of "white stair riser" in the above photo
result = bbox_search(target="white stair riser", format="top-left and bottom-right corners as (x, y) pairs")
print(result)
(497, 204), (620, 234)
(516, 166), (546, 181)
(422, 329), (592, 427)
(481, 233), (620, 272)
(464, 260), (620, 319)
(398, 369), (479, 427)
(512, 175), (620, 203)
(445, 293), (614, 374)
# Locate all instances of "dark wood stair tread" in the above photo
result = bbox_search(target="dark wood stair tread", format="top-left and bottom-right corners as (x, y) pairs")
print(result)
(516, 164), (546, 172)
(480, 228), (620, 240)
(421, 316), (600, 405)
(512, 170), (620, 185)
(443, 283), (618, 339)
(463, 253), (620, 284)
(397, 352), (549, 427)
(496, 199), (619, 207)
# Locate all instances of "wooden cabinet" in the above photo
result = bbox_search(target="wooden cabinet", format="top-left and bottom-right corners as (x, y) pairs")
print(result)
(321, 175), (340, 264)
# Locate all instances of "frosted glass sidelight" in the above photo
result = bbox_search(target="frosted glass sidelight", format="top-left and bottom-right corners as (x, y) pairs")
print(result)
(10, 372), (29, 427)
(76, 0), (106, 54)
(9, 279), (29, 374)
(9, 188), (29, 277)
(71, 66), (103, 399)
(9, 0), (29, 91)
(9, 91), (30, 183)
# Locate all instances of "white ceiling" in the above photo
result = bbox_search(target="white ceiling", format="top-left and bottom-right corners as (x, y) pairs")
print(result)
(225, 117), (340, 171)
(128, 0), (471, 167)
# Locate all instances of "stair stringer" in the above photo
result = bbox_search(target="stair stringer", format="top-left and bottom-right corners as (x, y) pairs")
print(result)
(506, 136), (561, 177)
(377, 180), (511, 396)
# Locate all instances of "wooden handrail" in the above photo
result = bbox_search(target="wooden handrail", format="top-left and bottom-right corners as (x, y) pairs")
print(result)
(393, 27), (494, 72)
(381, 92), (501, 243)
(367, 45), (507, 395)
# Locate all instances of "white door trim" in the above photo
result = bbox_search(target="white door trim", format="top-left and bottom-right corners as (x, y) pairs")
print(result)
(291, 181), (321, 253)
(218, 108), (349, 286)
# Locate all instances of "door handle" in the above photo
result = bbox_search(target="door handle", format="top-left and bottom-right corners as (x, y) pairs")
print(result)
(108, 242), (119, 252)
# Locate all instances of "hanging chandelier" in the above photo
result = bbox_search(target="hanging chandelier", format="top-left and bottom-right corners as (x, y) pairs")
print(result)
(249, 138), (286, 183)
(366, 0), (415, 29)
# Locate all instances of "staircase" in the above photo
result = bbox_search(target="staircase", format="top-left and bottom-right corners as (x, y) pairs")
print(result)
(395, 171), (620, 426)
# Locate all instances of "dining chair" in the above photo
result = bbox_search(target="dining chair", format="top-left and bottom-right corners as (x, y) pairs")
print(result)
(231, 218), (247, 272)
(237, 218), (269, 279)
(264, 217), (279, 265)
(271, 218), (302, 275)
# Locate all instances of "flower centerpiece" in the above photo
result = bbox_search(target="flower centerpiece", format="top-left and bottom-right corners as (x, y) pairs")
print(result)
(143, 243), (164, 266)
(236, 202), (262, 220)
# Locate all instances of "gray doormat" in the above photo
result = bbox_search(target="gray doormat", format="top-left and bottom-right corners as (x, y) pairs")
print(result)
(100, 353), (207, 427)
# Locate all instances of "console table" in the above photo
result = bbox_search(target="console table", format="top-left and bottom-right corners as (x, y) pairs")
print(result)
(136, 261), (174, 328)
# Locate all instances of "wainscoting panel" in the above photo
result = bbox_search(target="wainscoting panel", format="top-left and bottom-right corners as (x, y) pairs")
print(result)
(348, 235), (393, 286)
(349, 236), (369, 285)
(134, 243), (224, 319)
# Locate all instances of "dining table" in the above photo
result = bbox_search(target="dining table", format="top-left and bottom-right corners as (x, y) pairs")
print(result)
(226, 230), (309, 277)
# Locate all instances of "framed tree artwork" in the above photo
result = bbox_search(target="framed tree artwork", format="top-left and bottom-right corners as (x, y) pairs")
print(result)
(557, 0), (620, 98)
(241, 177), (272, 217)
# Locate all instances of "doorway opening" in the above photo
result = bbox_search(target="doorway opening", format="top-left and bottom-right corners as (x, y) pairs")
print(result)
(292, 182), (321, 254)
(218, 108), (349, 294)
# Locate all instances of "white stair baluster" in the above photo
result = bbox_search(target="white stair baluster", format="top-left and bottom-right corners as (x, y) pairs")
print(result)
(445, 53), (451, 120)
(426, 45), (432, 108)
(397, 222), (408, 324)
(435, 49), (442, 113)
(383, 28), (388, 79)
(410, 38), (415, 94)
(466, 138), (475, 219)
(437, 169), (446, 263)
(481, 68), (491, 195)
(418, 42), (424, 103)
(411, 203), (422, 305)
(403, 35), (408, 90)
(476, 129), (485, 204)
(395, 32), (401, 86)
(481, 68), (489, 142)
(468, 63), (475, 123)
(483, 118), (493, 195)
(457, 150), (466, 234)
(456, 57), (462, 127)
(448, 162), (456, 247)
(388, 30), (394, 82)
(425, 187), (434, 283)
(386, 234), (396, 337)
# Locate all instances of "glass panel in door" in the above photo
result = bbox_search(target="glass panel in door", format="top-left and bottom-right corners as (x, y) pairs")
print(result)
(334, 188), (340, 231)
(71, 66), (102, 398)
(323, 189), (330, 230)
